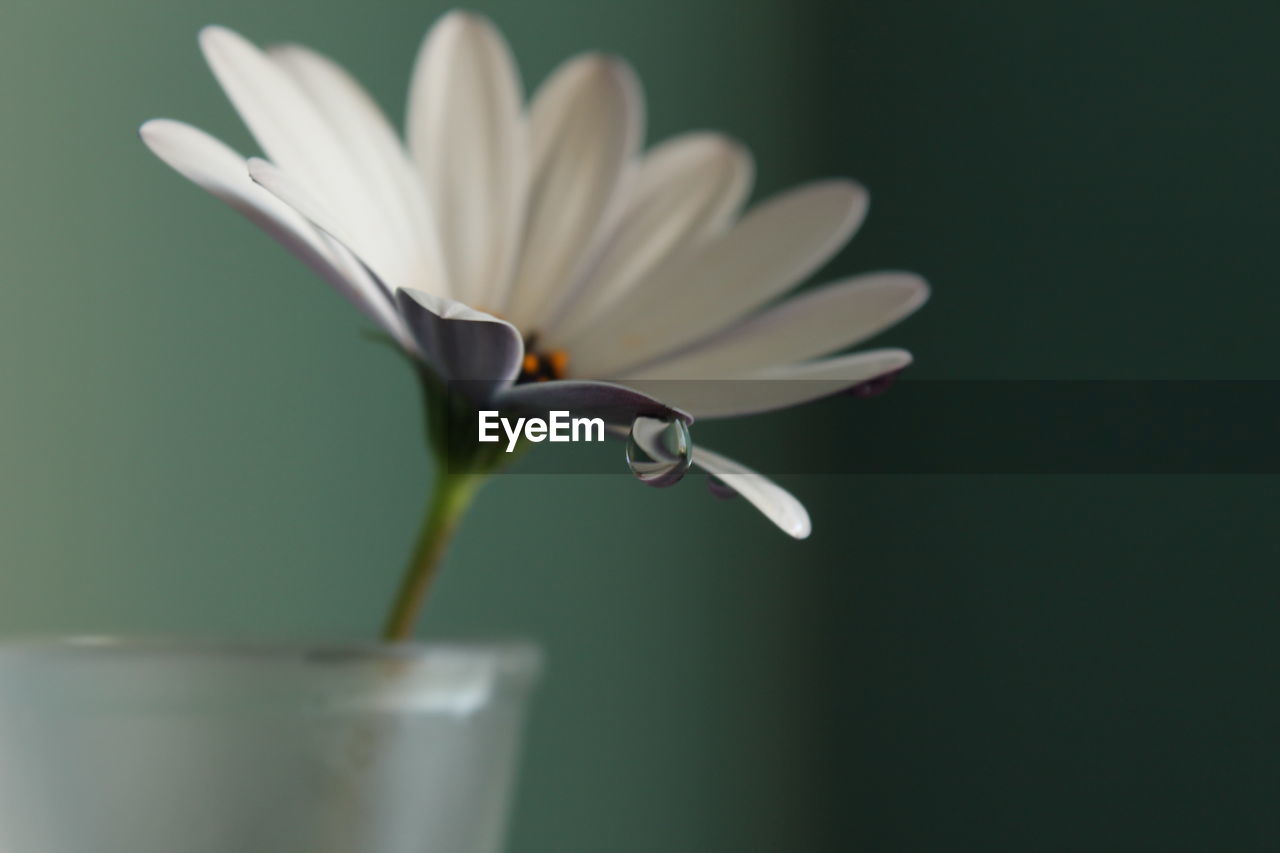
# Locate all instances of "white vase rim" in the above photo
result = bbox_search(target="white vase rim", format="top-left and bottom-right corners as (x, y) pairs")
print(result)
(0, 634), (543, 681)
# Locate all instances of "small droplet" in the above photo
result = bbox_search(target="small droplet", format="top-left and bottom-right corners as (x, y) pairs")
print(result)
(847, 368), (904, 398)
(706, 475), (738, 500)
(626, 416), (692, 487)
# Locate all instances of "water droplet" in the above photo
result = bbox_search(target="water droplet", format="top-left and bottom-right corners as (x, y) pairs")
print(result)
(706, 475), (738, 500)
(626, 416), (692, 487)
(847, 368), (904, 398)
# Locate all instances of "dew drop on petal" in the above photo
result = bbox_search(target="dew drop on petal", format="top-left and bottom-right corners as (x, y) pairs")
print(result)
(626, 416), (693, 488)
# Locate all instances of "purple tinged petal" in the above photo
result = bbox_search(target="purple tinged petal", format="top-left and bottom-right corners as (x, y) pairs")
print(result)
(691, 444), (811, 538)
(496, 380), (692, 427)
(395, 288), (523, 402)
(846, 367), (906, 398)
(706, 475), (739, 499)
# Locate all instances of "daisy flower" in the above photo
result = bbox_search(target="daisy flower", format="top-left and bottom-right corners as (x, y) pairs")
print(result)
(140, 11), (927, 636)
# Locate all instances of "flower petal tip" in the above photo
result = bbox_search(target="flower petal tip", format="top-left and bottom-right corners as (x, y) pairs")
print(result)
(197, 24), (241, 54)
(912, 279), (932, 310)
(436, 9), (493, 30)
(776, 499), (812, 539)
(817, 179), (870, 230)
(843, 179), (870, 211)
(703, 132), (751, 163)
(885, 272), (931, 317)
(773, 499), (812, 539)
(558, 51), (641, 95)
(136, 119), (210, 166)
(137, 118), (169, 145)
(424, 9), (503, 52)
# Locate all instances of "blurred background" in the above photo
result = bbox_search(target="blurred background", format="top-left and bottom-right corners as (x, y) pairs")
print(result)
(2, 0), (1278, 850)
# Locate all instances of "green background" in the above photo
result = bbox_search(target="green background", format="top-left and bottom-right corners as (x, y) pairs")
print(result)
(2, 0), (1277, 850)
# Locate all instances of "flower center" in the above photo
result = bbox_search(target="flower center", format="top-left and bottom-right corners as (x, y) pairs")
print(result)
(518, 340), (569, 383)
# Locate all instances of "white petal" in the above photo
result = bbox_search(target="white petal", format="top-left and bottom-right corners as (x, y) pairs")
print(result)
(502, 53), (644, 331)
(247, 158), (365, 259)
(543, 132), (754, 345)
(625, 348), (913, 419)
(269, 43), (447, 295)
(692, 445), (811, 539)
(625, 273), (928, 379)
(405, 12), (525, 309)
(199, 26), (429, 295)
(496, 380), (690, 427)
(566, 180), (869, 377)
(395, 289), (524, 402)
(140, 119), (407, 344)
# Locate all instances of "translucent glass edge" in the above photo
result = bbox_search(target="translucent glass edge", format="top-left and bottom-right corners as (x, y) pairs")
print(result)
(0, 635), (544, 684)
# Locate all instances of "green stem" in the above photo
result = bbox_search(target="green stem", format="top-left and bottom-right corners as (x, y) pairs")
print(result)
(381, 470), (483, 642)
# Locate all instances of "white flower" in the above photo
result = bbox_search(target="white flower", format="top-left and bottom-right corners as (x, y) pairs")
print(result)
(140, 11), (928, 539)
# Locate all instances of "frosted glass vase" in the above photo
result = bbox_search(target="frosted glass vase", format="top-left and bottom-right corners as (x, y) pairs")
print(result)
(0, 638), (540, 853)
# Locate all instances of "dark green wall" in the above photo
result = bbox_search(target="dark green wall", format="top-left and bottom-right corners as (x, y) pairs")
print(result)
(813, 1), (1280, 850)
(1, 0), (1277, 851)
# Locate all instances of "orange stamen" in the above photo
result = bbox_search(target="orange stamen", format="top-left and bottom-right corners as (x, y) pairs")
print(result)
(547, 349), (569, 379)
